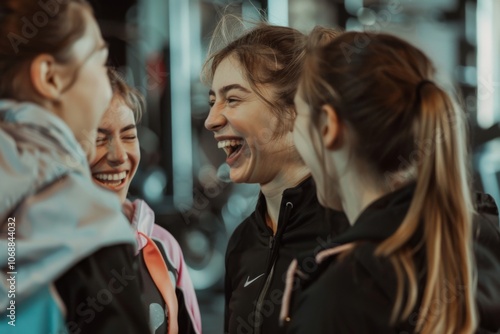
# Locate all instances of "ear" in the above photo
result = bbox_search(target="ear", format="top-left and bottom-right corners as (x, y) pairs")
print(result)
(30, 54), (65, 101)
(320, 104), (341, 149)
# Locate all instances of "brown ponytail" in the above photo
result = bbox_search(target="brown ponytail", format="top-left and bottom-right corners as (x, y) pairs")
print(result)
(377, 82), (476, 332)
(300, 30), (477, 333)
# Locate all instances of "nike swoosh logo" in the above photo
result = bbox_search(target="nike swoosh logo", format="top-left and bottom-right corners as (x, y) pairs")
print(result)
(244, 273), (265, 288)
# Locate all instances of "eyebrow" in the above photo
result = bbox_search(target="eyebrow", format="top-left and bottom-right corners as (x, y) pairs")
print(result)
(209, 84), (252, 96)
(97, 124), (136, 135)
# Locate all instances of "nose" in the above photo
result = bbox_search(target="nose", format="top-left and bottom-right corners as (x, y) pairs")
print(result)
(107, 138), (128, 166)
(205, 104), (226, 132)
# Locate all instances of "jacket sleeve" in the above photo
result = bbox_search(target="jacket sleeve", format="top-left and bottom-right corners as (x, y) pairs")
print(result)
(54, 244), (151, 334)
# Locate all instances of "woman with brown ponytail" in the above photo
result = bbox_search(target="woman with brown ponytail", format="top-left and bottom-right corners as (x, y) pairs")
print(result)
(280, 29), (500, 333)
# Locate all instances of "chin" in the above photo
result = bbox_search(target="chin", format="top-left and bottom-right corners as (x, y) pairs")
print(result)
(229, 174), (244, 184)
(229, 159), (261, 184)
(228, 167), (244, 184)
(229, 170), (256, 185)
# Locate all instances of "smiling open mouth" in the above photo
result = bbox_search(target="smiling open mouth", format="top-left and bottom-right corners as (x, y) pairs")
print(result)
(218, 139), (244, 158)
(93, 171), (128, 188)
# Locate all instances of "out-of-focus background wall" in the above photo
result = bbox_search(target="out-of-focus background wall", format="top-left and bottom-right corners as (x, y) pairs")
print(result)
(87, 0), (500, 332)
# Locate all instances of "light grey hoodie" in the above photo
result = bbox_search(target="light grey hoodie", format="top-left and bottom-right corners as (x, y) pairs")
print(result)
(0, 100), (136, 313)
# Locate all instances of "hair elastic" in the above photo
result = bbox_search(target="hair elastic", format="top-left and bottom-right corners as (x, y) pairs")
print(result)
(416, 79), (433, 92)
(415, 79), (434, 106)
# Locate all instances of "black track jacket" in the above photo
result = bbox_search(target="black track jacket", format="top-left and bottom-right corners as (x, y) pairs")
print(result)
(224, 177), (350, 334)
(283, 184), (500, 333)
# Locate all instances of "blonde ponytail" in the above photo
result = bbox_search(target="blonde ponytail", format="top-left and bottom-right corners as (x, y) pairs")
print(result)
(376, 83), (477, 333)
(300, 31), (478, 333)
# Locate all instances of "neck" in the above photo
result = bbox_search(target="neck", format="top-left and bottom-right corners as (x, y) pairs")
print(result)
(337, 168), (388, 225)
(260, 164), (310, 233)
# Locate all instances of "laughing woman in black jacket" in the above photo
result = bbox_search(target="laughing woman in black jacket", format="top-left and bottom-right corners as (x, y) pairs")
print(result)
(202, 20), (349, 334)
(280, 29), (500, 333)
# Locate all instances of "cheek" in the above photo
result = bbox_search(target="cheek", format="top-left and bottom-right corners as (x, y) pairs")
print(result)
(131, 146), (141, 164)
(294, 121), (327, 179)
(102, 72), (113, 104)
(292, 123), (310, 156)
(81, 67), (112, 126)
(292, 127), (301, 149)
(90, 146), (107, 169)
(77, 128), (98, 162)
(128, 144), (141, 172)
(250, 119), (281, 152)
(94, 71), (113, 118)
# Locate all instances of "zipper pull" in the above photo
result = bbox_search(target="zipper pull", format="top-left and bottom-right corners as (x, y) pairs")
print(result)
(269, 236), (274, 249)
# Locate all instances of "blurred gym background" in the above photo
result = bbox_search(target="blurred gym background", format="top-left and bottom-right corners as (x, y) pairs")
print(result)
(86, 0), (500, 332)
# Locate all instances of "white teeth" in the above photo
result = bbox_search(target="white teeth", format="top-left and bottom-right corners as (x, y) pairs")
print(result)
(94, 171), (127, 181)
(217, 139), (244, 149)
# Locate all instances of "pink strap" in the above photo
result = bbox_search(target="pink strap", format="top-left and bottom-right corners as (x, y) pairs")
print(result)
(279, 259), (298, 326)
(139, 232), (179, 334)
(315, 243), (355, 264)
(280, 243), (355, 326)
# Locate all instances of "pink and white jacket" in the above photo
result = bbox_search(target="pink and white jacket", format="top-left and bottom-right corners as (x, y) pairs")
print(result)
(130, 199), (202, 334)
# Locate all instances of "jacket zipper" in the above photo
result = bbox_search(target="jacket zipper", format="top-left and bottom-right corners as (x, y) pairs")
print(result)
(253, 202), (293, 334)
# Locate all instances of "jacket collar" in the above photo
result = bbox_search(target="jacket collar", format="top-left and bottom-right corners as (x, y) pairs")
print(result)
(130, 199), (156, 252)
(331, 183), (417, 245)
(254, 176), (317, 234)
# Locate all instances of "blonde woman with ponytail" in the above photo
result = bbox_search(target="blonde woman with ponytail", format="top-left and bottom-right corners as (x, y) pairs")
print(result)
(280, 29), (500, 333)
